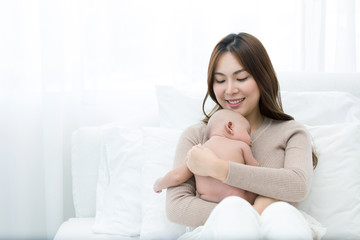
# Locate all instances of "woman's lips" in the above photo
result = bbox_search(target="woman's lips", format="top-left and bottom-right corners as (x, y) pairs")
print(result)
(226, 98), (245, 108)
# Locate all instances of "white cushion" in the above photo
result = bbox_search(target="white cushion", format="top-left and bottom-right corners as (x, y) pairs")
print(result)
(72, 127), (103, 217)
(140, 127), (186, 239)
(281, 91), (360, 125)
(297, 123), (360, 239)
(93, 127), (143, 236)
(156, 85), (215, 130)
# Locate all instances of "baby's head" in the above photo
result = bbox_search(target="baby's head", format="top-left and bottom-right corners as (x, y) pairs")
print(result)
(206, 109), (252, 146)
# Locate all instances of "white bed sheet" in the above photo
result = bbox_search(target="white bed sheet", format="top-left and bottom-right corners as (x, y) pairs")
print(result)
(54, 218), (139, 240)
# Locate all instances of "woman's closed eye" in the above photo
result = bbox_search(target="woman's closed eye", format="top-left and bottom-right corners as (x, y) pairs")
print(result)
(236, 76), (249, 82)
(215, 79), (225, 84)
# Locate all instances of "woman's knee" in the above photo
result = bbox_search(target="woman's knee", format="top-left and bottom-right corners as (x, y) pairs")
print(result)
(262, 201), (302, 219)
(215, 196), (260, 221)
(200, 196), (261, 239)
(261, 201), (312, 240)
(217, 196), (253, 209)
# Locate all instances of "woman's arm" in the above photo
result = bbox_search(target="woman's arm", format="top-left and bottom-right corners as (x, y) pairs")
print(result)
(166, 176), (217, 227)
(225, 123), (313, 202)
(187, 121), (314, 203)
(165, 123), (217, 227)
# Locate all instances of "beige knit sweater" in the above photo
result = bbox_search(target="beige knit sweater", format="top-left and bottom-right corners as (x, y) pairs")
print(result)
(166, 117), (313, 227)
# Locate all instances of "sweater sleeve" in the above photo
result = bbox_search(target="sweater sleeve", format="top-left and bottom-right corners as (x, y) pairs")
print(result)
(223, 120), (314, 203)
(166, 123), (217, 227)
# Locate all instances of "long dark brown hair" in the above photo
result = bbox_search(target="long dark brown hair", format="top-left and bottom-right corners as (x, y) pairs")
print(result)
(202, 32), (318, 168)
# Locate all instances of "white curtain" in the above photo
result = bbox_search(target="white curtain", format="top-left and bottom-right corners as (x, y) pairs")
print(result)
(0, 0), (359, 239)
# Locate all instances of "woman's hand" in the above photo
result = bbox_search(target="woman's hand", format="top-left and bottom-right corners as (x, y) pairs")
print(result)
(186, 144), (229, 181)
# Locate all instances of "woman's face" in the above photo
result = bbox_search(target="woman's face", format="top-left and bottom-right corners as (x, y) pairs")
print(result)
(213, 52), (261, 123)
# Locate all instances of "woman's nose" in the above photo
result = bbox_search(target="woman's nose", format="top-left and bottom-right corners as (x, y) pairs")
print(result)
(225, 81), (239, 95)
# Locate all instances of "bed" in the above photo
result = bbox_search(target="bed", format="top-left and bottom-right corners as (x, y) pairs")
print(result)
(54, 72), (360, 240)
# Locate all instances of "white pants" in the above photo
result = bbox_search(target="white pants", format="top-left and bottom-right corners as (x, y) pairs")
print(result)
(198, 196), (313, 240)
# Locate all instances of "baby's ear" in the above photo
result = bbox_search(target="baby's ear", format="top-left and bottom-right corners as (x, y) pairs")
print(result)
(225, 121), (234, 135)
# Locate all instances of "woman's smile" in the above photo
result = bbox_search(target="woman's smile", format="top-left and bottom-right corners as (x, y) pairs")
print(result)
(226, 97), (245, 108)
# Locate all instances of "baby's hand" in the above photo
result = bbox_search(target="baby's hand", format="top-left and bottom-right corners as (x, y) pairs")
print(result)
(153, 178), (163, 193)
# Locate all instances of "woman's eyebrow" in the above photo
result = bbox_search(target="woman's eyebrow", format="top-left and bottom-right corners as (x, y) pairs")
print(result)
(233, 69), (245, 75)
(214, 72), (225, 76)
(214, 69), (244, 76)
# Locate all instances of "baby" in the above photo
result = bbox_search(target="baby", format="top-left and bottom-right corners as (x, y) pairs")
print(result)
(154, 109), (277, 213)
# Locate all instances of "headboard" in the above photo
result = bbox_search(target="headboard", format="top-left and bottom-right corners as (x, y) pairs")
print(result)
(278, 72), (360, 98)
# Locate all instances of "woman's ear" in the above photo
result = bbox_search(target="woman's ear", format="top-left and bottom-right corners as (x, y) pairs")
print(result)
(225, 121), (234, 135)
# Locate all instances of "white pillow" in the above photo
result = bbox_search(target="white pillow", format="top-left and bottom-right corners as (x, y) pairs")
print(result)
(156, 85), (360, 128)
(281, 91), (360, 125)
(156, 85), (215, 129)
(296, 123), (360, 239)
(140, 127), (186, 239)
(93, 127), (143, 236)
(71, 126), (103, 217)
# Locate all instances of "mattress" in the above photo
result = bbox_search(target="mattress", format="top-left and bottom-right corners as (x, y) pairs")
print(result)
(54, 218), (139, 240)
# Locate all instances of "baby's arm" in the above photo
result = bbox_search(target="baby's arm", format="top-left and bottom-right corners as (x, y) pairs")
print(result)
(153, 163), (193, 193)
(241, 143), (260, 167)
(253, 195), (279, 215)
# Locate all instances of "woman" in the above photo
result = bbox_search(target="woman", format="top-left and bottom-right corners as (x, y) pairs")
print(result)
(166, 33), (320, 239)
